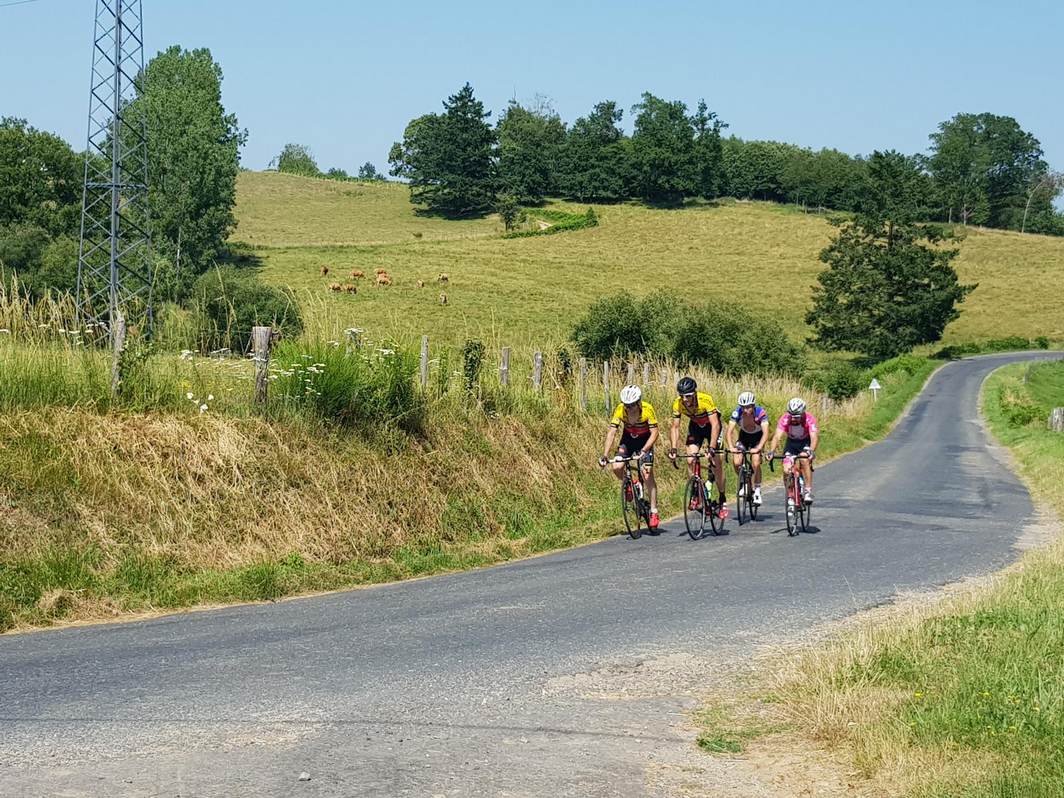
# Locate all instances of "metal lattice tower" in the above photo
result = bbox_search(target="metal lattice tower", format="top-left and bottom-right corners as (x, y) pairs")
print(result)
(77, 0), (152, 334)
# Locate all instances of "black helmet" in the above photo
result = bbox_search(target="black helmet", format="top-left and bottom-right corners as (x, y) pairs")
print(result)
(676, 376), (697, 395)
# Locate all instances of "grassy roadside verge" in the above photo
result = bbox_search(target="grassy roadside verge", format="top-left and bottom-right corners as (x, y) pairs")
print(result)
(696, 359), (1064, 797)
(0, 354), (939, 634)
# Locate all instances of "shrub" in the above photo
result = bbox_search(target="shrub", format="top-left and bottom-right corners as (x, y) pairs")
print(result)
(192, 267), (303, 353)
(1035, 336), (1050, 350)
(461, 339), (485, 393)
(273, 340), (424, 434)
(998, 386), (1044, 428)
(570, 291), (675, 361)
(868, 354), (929, 379)
(571, 292), (802, 376)
(808, 359), (865, 401)
(668, 304), (804, 377)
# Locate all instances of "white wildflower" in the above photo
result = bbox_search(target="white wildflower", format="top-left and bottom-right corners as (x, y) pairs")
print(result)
(186, 392), (194, 400)
(199, 403), (208, 413)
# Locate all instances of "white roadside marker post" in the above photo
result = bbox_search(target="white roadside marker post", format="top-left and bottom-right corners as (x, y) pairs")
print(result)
(869, 377), (881, 403)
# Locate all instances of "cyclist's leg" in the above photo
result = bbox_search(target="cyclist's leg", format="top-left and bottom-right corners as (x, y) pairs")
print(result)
(802, 457), (813, 495)
(643, 460), (657, 509)
(612, 442), (630, 481)
(751, 452), (763, 486)
(731, 449), (743, 476)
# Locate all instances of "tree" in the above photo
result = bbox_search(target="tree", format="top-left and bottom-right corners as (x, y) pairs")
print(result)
(276, 143), (320, 176)
(929, 113), (1049, 230)
(0, 118), (81, 237)
(807, 151), (974, 360)
(388, 83), (496, 216)
(629, 93), (697, 203)
(689, 100), (727, 199)
(128, 46), (246, 298)
(496, 99), (566, 203)
(357, 162), (383, 181)
(558, 101), (631, 202)
(495, 193), (523, 231)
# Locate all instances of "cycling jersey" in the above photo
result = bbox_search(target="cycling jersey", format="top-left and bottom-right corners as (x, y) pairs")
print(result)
(610, 401), (658, 436)
(672, 392), (717, 427)
(729, 405), (768, 434)
(777, 411), (818, 441)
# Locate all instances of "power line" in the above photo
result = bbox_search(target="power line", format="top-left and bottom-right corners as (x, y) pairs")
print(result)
(0, 0), (41, 9)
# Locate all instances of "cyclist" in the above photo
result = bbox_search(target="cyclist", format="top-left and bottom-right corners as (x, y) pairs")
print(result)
(767, 397), (819, 506)
(599, 384), (661, 530)
(725, 391), (769, 507)
(667, 377), (728, 520)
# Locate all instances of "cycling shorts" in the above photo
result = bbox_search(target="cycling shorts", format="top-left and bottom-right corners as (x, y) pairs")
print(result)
(737, 429), (763, 450)
(619, 432), (654, 464)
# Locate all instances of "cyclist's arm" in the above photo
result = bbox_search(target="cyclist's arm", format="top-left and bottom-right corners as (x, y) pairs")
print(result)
(709, 412), (721, 450)
(725, 420), (737, 449)
(603, 426), (618, 460)
(808, 427), (820, 453)
(644, 426), (659, 453)
(767, 429), (781, 453)
(669, 416), (681, 451)
(755, 421), (770, 451)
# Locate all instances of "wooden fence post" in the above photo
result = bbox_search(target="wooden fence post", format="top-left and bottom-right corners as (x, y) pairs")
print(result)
(344, 327), (362, 354)
(252, 325), (272, 405)
(419, 335), (429, 389)
(1050, 407), (1064, 432)
(625, 362), (635, 385)
(532, 351), (544, 392)
(642, 362), (650, 387)
(659, 367), (669, 388)
(500, 346), (511, 386)
(110, 311), (126, 397)
(579, 357), (589, 410)
(602, 361), (611, 413)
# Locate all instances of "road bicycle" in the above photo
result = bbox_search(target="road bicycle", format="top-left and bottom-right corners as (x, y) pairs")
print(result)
(769, 451), (812, 536)
(611, 454), (652, 539)
(727, 447), (760, 526)
(672, 450), (721, 540)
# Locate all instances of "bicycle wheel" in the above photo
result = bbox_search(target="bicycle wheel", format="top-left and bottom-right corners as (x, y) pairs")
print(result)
(785, 478), (798, 536)
(799, 497), (810, 533)
(737, 469), (749, 527)
(683, 476), (706, 540)
(705, 481), (722, 536)
(622, 479), (642, 539)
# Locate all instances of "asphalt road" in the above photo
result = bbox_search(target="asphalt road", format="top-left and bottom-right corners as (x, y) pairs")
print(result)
(1, 352), (1058, 797)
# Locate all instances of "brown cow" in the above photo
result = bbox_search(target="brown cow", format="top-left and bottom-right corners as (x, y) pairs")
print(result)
(342, 283), (358, 294)
(416, 279), (425, 288)
(350, 270), (365, 279)
(320, 266), (330, 277)
(437, 273), (449, 284)
(439, 292), (448, 305)
(376, 274), (392, 287)
(375, 268), (388, 276)
(328, 282), (342, 291)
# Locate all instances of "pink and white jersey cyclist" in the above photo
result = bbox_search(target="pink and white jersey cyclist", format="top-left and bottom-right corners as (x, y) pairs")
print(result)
(778, 410), (818, 452)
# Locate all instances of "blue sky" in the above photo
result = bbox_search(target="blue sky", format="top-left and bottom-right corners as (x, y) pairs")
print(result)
(2, 0), (1061, 205)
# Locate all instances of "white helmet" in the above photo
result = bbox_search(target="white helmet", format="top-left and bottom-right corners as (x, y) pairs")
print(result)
(738, 391), (756, 407)
(619, 384), (642, 405)
(787, 397), (807, 414)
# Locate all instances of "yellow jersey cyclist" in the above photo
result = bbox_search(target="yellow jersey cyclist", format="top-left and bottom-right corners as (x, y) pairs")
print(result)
(667, 376), (728, 520)
(724, 391), (770, 507)
(599, 384), (661, 530)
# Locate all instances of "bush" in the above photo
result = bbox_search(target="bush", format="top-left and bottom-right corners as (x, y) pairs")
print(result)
(808, 359), (865, 401)
(934, 336), (1035, 360)
(192, 267), (303, 353)
(868, 354), (929, 379)
(461, 339), (485, 393)
(273, 341), (424, 434)
(571, 292), (803, 376)
(998, 386), (1044, 428)
(502, 207), (599, 238)
(570, 291), (675, 361)
(669, 304), (804, 377)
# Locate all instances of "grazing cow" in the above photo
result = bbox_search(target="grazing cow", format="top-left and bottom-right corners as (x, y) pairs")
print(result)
(329, 282), (342, 291)
(437, 273), (449, 284)
(439, 292), (448, 305)
(416, 279), (424, 288)
(376, 274), (392, 287)
(320, 266), (330, 277)
(342, 283), (358, 294)
(375, 268), (388, 276)
(350, 270), (365, 279)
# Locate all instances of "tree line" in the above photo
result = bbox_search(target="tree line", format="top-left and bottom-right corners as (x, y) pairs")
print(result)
(388, 83), (1063, 236)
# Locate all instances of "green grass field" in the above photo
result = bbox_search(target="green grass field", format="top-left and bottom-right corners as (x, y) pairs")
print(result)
(234, 171), (1064, 348)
